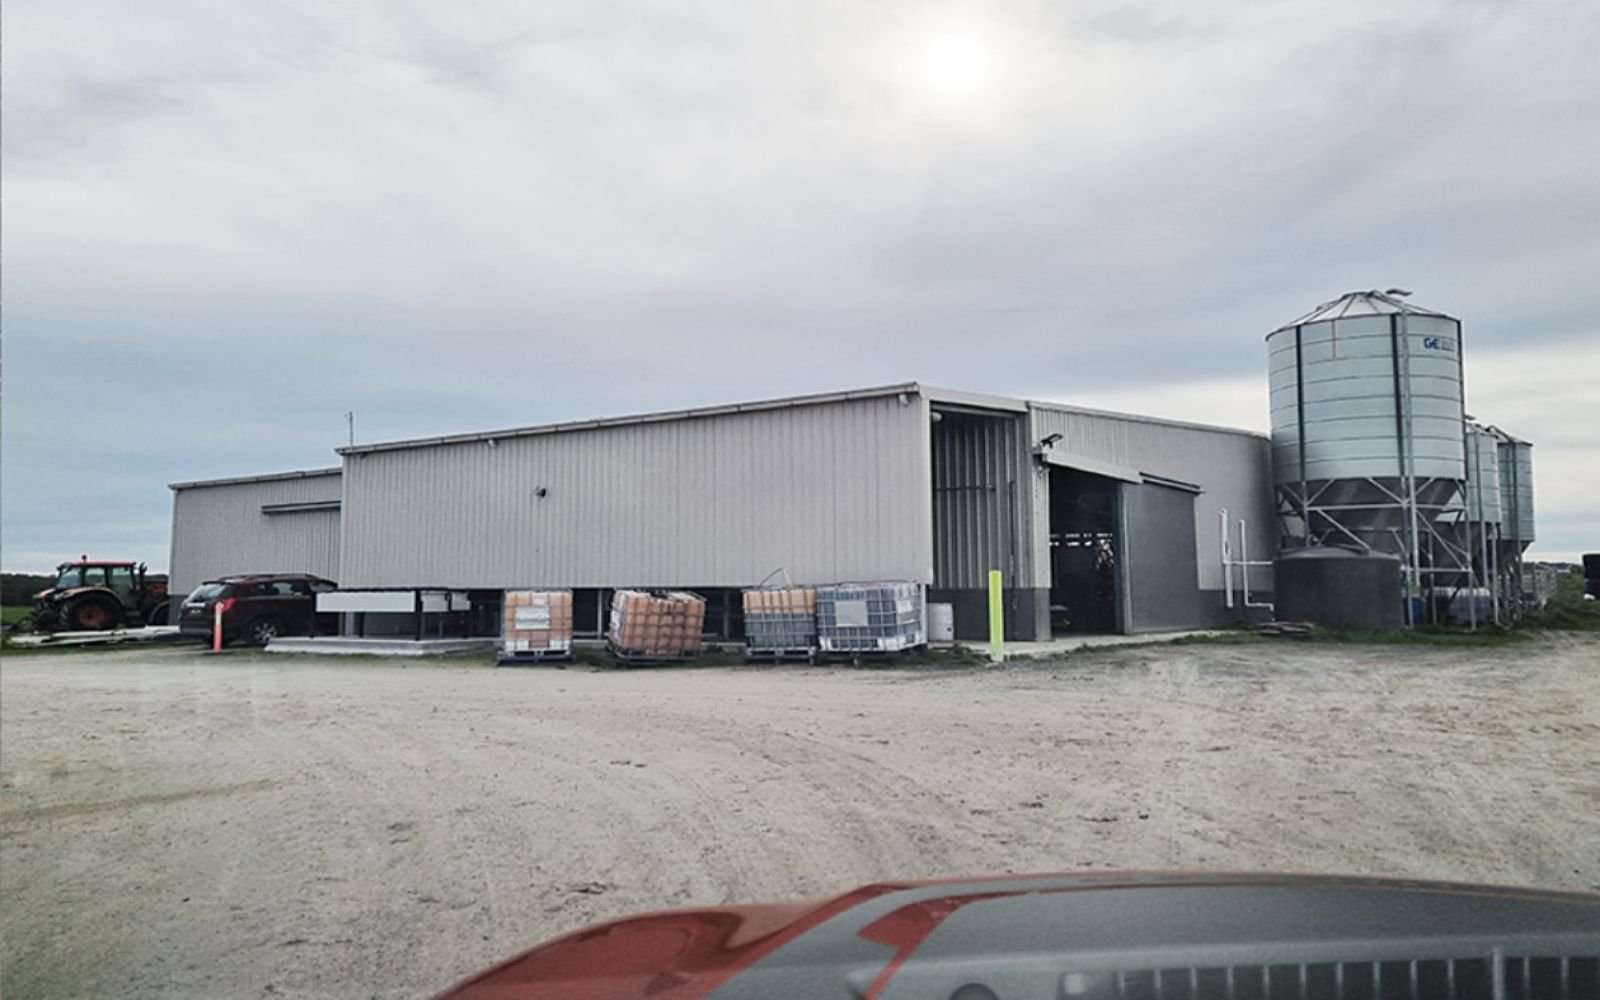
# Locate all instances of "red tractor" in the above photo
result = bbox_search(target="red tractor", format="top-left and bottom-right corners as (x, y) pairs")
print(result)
(28, 559), (172, 632)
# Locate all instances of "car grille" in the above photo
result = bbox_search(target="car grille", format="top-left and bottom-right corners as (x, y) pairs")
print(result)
(1068, 955), (1598, 1000)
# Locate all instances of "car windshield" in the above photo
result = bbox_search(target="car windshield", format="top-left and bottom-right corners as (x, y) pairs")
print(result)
(52, 566), (82, 589)
(187, 583), (230, 601)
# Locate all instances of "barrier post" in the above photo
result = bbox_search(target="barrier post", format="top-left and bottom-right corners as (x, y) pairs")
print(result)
(988, 570), (1004, 663)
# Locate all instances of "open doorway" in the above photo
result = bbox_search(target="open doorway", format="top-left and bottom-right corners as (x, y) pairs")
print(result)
(929, 405), (1040, 640)
(1048, 468), (1121, 634)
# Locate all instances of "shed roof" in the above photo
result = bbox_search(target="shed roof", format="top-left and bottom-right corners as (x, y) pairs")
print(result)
(169, 467), (342, 491)
(335, 381), (1267, 458)
(338, 383), (927, 456)
(1026, 398), (1270, 440)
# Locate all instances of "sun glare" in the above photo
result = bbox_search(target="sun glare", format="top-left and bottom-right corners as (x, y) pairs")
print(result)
(919, 30), (989, 101)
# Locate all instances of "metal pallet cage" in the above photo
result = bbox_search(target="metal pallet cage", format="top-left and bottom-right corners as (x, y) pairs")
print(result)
(816, 581), (926, 655)
(743, 586), (817, 662)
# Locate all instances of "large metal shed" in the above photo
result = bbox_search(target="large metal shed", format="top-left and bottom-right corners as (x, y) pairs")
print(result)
(324, 383), (1272, 640)
(167, 468), (343, 612)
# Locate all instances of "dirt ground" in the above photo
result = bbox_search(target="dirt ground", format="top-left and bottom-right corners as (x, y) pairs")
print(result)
(3, 636), (1598, 999)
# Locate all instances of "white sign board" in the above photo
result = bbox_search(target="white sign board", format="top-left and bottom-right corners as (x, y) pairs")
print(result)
(316, 591), (417, 613)
(420, 592), (469, 613)
(513, 606), (551, 630)
(835, 599), (870, 628)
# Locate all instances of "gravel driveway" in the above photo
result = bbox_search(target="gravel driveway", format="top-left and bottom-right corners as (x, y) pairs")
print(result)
(3, 636), (1597, 998)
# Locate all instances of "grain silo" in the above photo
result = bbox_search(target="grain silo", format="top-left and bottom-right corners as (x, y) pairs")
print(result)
(1442, 421), (1506, 624)
(1491, 427), (1536, 609)
(1267, 290), (1470, 625)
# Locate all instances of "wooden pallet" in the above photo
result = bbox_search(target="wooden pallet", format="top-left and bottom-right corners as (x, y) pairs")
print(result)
(744, 646), (817, 665)
(816, 644), (926, 666)
(607, 645), (702, 668)
(496, 648), (576, 667)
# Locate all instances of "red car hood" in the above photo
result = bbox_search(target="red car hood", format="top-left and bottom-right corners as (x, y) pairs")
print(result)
(435, 872), (1600, 999)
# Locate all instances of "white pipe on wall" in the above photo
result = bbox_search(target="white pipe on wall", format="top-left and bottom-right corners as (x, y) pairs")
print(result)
(1239, 518), (1275, 612)
(1219, 509), (1272, 612)
(1220, 508), (1234, 610)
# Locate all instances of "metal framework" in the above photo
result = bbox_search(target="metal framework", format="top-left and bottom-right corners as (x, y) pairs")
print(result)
(1274, 477), (1486, 625)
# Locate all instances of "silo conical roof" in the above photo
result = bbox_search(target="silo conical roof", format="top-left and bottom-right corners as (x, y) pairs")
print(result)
(1271, 289), (1456, 334)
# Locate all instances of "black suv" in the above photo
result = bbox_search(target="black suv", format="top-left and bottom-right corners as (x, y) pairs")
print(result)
(178, 574), (338, 646)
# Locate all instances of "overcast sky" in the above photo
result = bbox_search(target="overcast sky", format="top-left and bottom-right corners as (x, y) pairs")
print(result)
(3, 0), (1597, 572)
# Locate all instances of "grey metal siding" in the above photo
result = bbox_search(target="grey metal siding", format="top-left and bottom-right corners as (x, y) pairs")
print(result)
(1026, 405), (1274, 593)
(169, 473), (343, 600)
(931, 412), (1029, 588)
(339, 396), (933, 589)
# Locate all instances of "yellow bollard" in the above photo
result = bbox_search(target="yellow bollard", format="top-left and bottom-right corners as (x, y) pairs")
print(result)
(988, 570), (1004, 663)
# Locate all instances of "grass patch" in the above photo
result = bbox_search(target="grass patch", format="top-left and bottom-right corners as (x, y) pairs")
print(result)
(1063, 633), (1265, 656)
(895, 645), (992, 668)
(2, 605), (32, 627)
(1305, 626), (1528, 647)
(1169, 632), (1270, 646)
(588, 644), (991, 670)
(200, 646), (499, 666)
(1518, 573), (1600, 631)
(1065, 625), (1527, 657)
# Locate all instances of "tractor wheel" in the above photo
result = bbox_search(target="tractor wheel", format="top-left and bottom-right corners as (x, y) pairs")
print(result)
(144, 600), (174, 627)
(244, 616), (281, 647)
(67, 598), (121, 632)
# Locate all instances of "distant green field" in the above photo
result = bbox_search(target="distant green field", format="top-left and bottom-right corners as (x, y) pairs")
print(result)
(3, 605), (33, 626)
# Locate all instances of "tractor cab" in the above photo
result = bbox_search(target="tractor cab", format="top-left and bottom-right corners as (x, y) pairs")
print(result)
(47, 561), (138, 594)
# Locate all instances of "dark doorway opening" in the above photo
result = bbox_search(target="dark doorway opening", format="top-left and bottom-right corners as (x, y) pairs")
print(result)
(1049, 468), (1121, 634)
(929, 406), (1040, 640)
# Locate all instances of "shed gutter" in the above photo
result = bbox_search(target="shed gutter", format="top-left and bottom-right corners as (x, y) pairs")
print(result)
(338, 383), (926, 456)
(169, 467), (342, 491)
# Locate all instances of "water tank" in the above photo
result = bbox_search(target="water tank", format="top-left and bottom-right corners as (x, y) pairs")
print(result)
(1495, 433), (1535, 544)
(1274, 548), (1405, 631)
(1461, 422), (1501, 524)
(1268, 291), (1466, 551)
(1446, 587), (1495, 625)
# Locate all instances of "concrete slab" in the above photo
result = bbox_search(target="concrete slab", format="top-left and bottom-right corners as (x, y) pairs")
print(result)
(958, 630), (1222, 661)
(265, 637), (497, 657)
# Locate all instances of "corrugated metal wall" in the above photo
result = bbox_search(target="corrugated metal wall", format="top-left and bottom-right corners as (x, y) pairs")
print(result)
(168, 473), (343, 600)
(339, 396), (934, 589)
(931, 411), (1028, 588)
(1026, 406), (1274, 592)
(1122, 482), (1202, 631)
